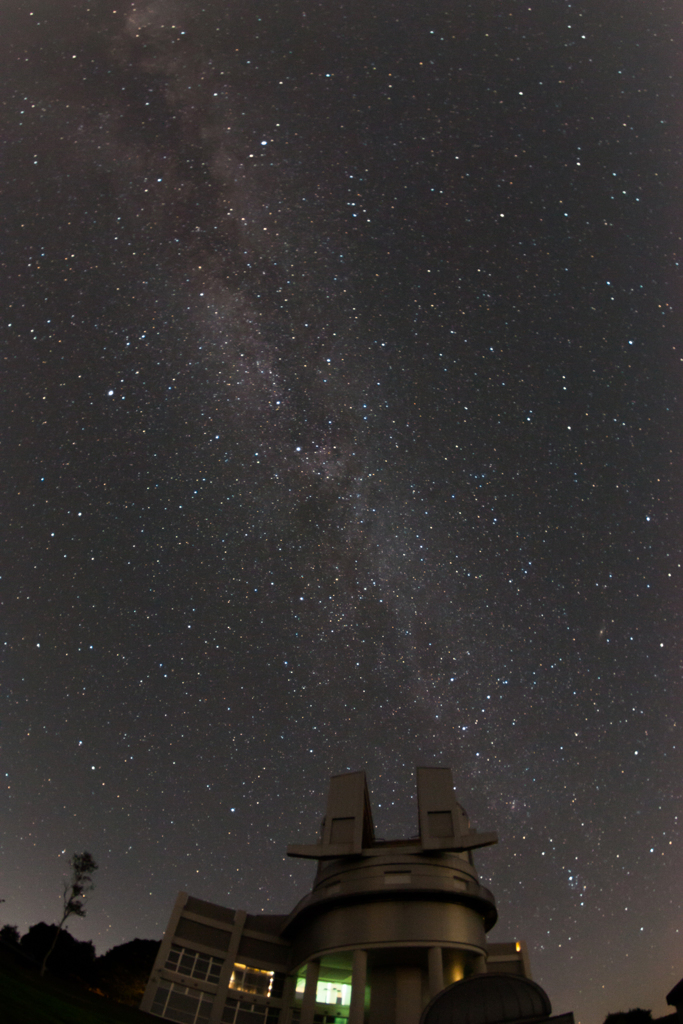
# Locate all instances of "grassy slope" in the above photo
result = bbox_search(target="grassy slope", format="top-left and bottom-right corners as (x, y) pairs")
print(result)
(0, 947), (158, 1024)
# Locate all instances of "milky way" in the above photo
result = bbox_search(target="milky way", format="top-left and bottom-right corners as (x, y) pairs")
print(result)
(2, 3), (681, 1023)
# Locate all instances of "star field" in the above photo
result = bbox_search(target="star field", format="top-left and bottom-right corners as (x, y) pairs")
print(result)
(1, 2), (681, 1023)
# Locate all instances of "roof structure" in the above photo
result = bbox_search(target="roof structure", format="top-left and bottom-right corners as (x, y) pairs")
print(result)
(420, 974), (553, 1024)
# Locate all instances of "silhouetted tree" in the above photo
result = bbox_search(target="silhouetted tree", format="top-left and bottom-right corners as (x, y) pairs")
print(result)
(40, 850), (98, 977)
(0, 923), (20, 946)
(96, 938), (161, 1005)
(604, 1010), (653, 1024)
(21, 922), (96, 981)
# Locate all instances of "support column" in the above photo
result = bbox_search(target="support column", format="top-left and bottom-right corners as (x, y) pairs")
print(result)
(209, 910), (247, 1024)
(279, 974), (298, 1024)
(395, 968), (422, 1024)
(428, 947), (444, 999)
(348, 949), (368, 1024)
(300, 959), (320, 1024)
(140, 891), (188, 1014)
(472, 952), (487, 975)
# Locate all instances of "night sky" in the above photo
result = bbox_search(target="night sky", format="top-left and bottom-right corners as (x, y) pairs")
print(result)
(2, 1), (682, 1022)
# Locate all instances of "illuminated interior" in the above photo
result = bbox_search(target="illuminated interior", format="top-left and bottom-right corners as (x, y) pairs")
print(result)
(230, 963), (274, 997)
(295, 976), (352, 1007)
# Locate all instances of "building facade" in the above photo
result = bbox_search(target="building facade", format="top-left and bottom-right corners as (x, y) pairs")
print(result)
(141, 768), (534, 1024)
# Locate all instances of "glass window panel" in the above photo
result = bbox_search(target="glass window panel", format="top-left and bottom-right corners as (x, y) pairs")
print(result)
(314, 981), (351, 1007)
(196, 955), (210, 971)
(164, 1009), (196, 1024)
(168, 991), (199, 1013)
(246, 972), (270, 996)
(197, 998), (214, 1021)
(155, 983), (216, 1024)
(167, 946), (224, 982)
(231, 966), (272, 996)
(165, 1012), (192, 1024)
(165, 991), (199, 1024)
(152, 985), (170, 1015)
(178, 954), (195, 976)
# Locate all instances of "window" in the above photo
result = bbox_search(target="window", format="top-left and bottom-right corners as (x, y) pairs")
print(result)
(222, 997), (280, 1024)
(230, 963), (274, 997)
(151, 979), (214, 1024)
(166, 944), (224, 983)
(295, 977), (352, 1007)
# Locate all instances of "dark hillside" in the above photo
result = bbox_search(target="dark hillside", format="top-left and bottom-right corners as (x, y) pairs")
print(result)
(0, 939), (158, 1024)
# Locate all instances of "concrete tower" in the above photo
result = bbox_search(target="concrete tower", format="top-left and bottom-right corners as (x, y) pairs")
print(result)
(141, 768), (531, 1024)
(285, 767), (499, 1024)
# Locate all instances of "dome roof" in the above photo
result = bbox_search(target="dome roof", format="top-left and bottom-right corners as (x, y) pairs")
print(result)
(421, 973), (552, 1024)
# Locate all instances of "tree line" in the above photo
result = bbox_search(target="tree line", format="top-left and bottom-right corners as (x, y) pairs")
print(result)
(0, 922), (160, 1005)
(0, 850), (159, 1006)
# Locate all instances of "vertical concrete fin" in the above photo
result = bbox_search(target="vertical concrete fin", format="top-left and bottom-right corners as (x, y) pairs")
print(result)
(140, 890), (188, 1014)
(416, 767), (464, 850)
(322, 771), (375, 853)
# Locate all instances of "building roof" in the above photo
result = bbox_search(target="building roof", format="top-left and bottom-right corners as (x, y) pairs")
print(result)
(421, 973), (553, 1024)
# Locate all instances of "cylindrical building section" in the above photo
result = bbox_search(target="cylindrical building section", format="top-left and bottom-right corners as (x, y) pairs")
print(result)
(142, 768), (520, 1024)
(284, 839), (497, 1024)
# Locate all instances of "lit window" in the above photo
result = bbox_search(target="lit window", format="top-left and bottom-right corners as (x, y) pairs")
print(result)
(295, 977), (352, 1006)
(230, 963), (274, 997)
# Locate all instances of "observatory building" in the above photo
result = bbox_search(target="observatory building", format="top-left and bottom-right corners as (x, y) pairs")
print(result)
(141, 767), (572, 1024)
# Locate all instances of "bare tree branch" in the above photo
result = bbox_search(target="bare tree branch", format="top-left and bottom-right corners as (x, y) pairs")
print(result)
(40, 852), (98, 977)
